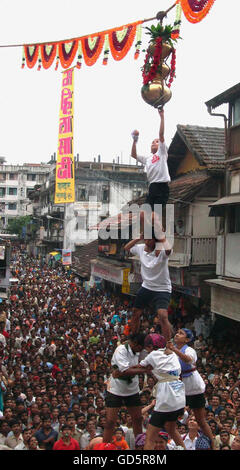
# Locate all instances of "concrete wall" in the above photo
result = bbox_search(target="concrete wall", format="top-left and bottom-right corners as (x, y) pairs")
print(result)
(211, 284), (240, 322)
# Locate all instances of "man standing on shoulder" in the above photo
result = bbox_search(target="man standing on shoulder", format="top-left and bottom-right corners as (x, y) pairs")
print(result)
(124, 236), (172, 340)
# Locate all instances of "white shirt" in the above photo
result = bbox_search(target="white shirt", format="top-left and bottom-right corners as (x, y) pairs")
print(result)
(109, 343), (140, 396)
(137, 141), (170, 184)
(180, 346), (205, 396)
(140, 349), (185, 413)
(130, 244), (172, 292)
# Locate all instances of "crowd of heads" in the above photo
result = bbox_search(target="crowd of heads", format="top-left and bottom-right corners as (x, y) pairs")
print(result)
(0, 246), (240, 450)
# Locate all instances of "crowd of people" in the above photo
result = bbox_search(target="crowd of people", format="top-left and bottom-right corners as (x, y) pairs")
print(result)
(0, 246), (240, 451)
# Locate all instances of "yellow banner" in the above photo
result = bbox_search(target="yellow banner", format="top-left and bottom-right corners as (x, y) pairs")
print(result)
(122, 268), (130, 294)
(55, 68), (75, 204)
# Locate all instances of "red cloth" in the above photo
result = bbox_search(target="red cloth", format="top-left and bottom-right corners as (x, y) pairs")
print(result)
(53, 438), (80, 450)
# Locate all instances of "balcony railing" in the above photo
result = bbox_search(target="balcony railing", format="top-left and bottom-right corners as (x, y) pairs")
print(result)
(169, 236), (217, 266)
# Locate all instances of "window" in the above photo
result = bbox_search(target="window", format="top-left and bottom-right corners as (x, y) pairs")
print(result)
(229, 205), (240, 233)
(9, 173), (18, 180)
(8, 203), (17, 210)
(233, 98), (240, 126)
(0, 188), (6, 198)
(102, 185), (109, 202)
(26, 188), (33, 198)
(132, 187), (142, 199)
(0, 173), (6, 181)
(27, 174), (36, 181)
(77, 186), (86, 201)
(8, 188), (17, 196)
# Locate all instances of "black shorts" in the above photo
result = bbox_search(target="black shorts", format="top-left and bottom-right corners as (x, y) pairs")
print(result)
(186, 393), (206, 410)
(149, 408), (184, 428)
(105, 391), (142, 408)
(145, 183), (169, 210)
(134, 286), (171, 311)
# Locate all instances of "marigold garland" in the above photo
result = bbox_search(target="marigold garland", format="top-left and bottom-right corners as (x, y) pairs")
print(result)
(81, 34), (105, 66)
(108, 24), (138, 61)
(41, 44), (58, 70)
(179, 0), (216, 23)
(58, 40), (79, 69)
(24, 45), (40, 69)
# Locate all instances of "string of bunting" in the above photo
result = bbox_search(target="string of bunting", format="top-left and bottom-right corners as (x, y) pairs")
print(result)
(178, 0), (216, 24)
(22, 21), (143, 70)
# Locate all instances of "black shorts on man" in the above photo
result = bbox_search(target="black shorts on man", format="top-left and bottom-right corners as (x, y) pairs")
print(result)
(134, 286), (171, 311)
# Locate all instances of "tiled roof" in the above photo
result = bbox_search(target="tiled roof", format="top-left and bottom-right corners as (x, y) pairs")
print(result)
(72, 239), (98, 278)
(168, 171), (211, 203)
(173, 125), (226, 169)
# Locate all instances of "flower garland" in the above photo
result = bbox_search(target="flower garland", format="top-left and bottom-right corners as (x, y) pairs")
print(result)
(81, 34), (105, 66)
(41, 44), (58, 70)
(22, 20), (143, 70)
(172, 1), (182, 39)
(166, 49), (176, 88)
(134, 23), (142, 60)
(108, 23), (138, 61)
(58, 41), (79, 69)
(142, 37), (163, 86)
(24, 45), (39, 69)
(179, 0), (216, 23)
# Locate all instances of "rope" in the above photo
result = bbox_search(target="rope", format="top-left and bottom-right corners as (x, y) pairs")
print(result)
(0, 3), (177, 48)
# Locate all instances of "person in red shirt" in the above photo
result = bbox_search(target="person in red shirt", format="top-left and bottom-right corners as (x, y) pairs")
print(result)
(53, 425), (80, 450)
(112, 428), (129, 450)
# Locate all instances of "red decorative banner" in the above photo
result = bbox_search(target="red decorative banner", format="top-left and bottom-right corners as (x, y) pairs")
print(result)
(179, 0), (216, 23)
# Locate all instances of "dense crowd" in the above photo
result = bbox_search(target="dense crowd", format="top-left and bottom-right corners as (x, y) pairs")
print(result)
(0, 246), (240, 451)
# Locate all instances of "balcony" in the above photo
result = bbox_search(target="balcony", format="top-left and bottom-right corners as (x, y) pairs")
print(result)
(169, 236), (217, 266)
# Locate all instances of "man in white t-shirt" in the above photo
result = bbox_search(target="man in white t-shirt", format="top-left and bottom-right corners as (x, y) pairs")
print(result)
(131, 108), (170, 255)
(124, 235), (172, 341)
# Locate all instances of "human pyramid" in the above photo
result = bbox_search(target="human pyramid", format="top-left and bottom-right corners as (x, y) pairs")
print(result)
(103, 109), (216, 451)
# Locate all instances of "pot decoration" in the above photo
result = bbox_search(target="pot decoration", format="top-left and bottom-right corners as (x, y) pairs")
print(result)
(141, 24), (178, 108)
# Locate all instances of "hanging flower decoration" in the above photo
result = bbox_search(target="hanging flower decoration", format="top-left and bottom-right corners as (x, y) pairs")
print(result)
(172, 1), (182, 39)
(24, 45), (40, 69)
(40, 44), (58, 69)
(134, 23), (142, 60)
(102, 35), (110, 65)
(58, 40), (79, 69)
(166, 49), (176, 88)
(179, 0), (216, 23)
(81, 34), (105, 66)
(22, 20), (143, 70)
(106, 22), (139, 61)
(142, 37), (163, 86)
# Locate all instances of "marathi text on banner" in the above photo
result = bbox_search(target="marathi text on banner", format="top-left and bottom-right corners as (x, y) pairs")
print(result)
(55, 68), (75, 204)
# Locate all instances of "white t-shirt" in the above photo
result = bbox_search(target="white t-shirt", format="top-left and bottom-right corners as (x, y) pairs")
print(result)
(130, 244), (172, 292)
(140, 350), (186, 413)
(109, 343), (140, 396)
(180, 346), (205, 396)
(137, 141), (170, 184)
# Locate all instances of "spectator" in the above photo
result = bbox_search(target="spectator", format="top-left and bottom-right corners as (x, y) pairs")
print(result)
(112, 428), (129, 450)
(53, 424), (80, 450)
(34, 416), (58, 450)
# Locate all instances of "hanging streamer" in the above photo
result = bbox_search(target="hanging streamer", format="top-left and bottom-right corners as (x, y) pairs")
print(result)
(179, 0), (216, 23)
(55, 68), (75, 204)
(58, 41), (79, 69)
